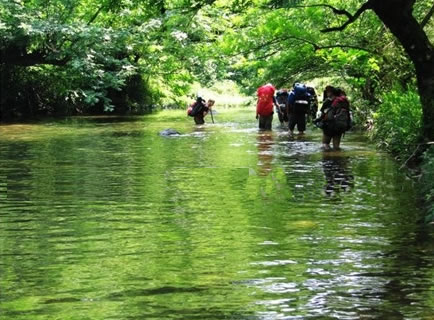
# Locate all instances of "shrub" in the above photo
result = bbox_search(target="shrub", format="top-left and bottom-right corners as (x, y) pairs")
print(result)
(371, 86), (422, 158)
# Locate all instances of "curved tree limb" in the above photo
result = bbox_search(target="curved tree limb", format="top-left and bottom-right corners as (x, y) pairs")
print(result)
(421, 2), (434, 29)
(225, 34), (374, 59)
(87, 4), (105, 25)
(320, 1), (374, 33)
(286, 2), (374, 33)
(287, 4), (352, 19)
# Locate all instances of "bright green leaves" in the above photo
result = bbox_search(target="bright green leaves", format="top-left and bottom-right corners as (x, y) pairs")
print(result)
(0, 0), (229, 113)
(371, 86), (422, 155)
(367, 57), (380, 72)
(1, 0), (429, 116)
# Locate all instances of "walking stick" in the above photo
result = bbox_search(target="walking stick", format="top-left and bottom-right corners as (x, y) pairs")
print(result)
(210, 107), (215, 124)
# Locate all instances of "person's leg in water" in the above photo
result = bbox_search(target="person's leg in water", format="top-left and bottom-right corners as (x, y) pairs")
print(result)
(322, 132), (332, 150)
(265, 114), (273, 130)
(288, 114), (296, 136)
(258, 115), (267, 130)
(296, 113), (306, 135)
(259, 114), (273, 130)
(194, 115), (205, 125)
(282, 108), (289, 128)
(332, 134), (342, 150)
(277, 108), (284, 127)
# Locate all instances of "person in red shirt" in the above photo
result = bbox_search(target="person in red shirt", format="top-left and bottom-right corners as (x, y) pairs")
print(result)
(256, 83), (278, 130)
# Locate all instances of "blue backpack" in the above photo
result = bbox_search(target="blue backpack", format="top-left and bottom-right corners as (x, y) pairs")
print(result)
(293, 83), (307, 98)
(292, 83), (309, 114)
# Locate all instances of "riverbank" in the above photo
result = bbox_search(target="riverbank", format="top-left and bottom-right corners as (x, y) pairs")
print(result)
(364, 86), (434, 224)
(420, 146), (434, 223)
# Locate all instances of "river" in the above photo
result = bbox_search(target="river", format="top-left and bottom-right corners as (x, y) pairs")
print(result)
(0, 109), (433, 320)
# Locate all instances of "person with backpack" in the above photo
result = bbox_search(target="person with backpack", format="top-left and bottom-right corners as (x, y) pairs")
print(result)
(187, 96), (212, 125)
(317, 85), (334, 115)
(275, 89), (289, 127)
(256, 83), (278, 130)
(287, 83), (310, 136)
(319, 88), (351, 150)
(313, 85), (336, 130)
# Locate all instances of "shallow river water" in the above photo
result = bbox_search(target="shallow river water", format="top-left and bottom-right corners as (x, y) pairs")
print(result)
(0, 109), (433, 320)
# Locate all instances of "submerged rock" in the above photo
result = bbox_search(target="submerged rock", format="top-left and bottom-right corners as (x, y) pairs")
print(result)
(159, 129), (181, 136)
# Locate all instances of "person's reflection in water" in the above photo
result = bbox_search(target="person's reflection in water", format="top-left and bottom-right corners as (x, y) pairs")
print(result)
(257, 132), (274, 176)
(322, 151), (354, 196)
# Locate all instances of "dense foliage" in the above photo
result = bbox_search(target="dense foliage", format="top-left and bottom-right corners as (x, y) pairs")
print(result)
(371, 86), (422, 157)
(421, 145), (434, 223)
(0, 0), (221, 118)
(1, 1), (432, 122)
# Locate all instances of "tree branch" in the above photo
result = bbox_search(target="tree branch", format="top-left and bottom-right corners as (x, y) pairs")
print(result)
(320, 1), (373, 33)
(421, 2), (434, 29)
(314, 44), (374, 53)
(289, 4), (352, 20)
(87, 4), (105, 25)
(225, 34), (374, 59)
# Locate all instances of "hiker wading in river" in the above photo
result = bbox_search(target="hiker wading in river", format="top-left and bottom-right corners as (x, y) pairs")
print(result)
(256, 83), (278, 130)
(187, 97), (215, 125)
(315, 87), (352, 150)
(287, 83), (310, 136)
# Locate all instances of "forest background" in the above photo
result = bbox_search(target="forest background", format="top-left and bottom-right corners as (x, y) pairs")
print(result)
(1, 0), (433, 221)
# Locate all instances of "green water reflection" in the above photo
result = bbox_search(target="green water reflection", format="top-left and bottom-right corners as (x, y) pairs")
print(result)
(0, 109), (433, 320)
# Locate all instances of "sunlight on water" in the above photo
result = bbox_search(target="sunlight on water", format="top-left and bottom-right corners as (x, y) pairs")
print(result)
(0, 108), (433, 319)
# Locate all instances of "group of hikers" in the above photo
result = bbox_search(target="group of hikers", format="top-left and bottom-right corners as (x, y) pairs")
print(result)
(187, 82), (351, 150)
(255, 82), (351, 150)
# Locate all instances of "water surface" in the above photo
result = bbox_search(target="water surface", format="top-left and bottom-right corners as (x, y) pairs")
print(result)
(0, 109), (433, 319)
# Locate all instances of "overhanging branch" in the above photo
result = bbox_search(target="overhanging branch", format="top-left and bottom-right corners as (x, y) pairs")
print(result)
(225, 34), (374, 59)
(288, 4), (352, 20)
(320, 1), (373, 33)
(287, 2), (374, 32)
(421, 2), (434, 29)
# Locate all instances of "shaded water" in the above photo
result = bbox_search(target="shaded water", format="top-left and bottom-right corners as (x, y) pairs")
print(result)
(0, 109), (433, 320)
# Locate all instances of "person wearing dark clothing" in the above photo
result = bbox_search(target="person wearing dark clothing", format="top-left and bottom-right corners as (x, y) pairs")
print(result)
(319, 86), (334, 114)
(275, 89), (289, 127)
(287, 83), (310, 135)
(306, 86), (318, 122)
(188, 97), (209, 125)
(318, 87), (351, 150)
(194, 113), (206, 125)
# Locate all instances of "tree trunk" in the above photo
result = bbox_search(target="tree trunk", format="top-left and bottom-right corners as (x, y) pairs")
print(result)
(370, 0), (434, 141)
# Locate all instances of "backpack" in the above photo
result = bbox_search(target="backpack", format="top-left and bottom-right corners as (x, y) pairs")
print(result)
(292, 84), (310, 114)
(325, 97), (351, 133)
(188, 100), (205, 117)
(293, 83), (307, 99)
(275, 90), (289, 105)
(257, 84), (276, 116)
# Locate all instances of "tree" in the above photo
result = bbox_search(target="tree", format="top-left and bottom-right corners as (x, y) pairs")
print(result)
(0, 0), (220, 118)
(315, 0), (434, 141)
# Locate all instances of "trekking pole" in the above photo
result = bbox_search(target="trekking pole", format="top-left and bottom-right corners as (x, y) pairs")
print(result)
(210, 107), (215, 124)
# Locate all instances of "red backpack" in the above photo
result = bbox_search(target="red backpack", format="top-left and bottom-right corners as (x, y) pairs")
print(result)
(257, 85), (275, 116)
